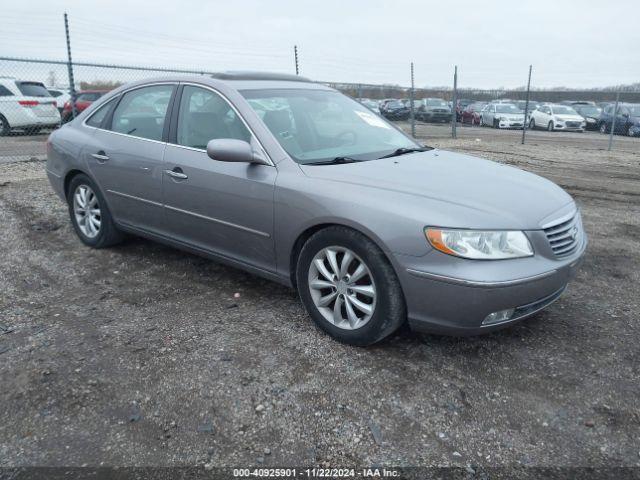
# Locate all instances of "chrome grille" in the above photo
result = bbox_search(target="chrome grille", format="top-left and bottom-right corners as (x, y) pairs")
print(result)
(544, 214), (580, 256)
(566, 121), (581, 128)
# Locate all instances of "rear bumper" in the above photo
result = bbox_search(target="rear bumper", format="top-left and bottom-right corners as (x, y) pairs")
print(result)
(394, 236), (587, 336)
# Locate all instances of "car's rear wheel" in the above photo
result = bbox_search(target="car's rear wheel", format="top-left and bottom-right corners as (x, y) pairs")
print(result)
(296, 226), (406, 346)
(547, 121), (554, 132)
(67, 174), (124, 248)
(0, 115), (10, 136)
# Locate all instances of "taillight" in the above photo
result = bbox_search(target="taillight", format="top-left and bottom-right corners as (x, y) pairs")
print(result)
(18, 100), (39, 107)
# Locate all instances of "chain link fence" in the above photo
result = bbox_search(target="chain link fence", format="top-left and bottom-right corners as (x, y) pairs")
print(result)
(1, 55), (639, 164)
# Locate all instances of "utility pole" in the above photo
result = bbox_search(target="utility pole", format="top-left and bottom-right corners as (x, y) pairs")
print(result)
(608, 88), (620, 151)
(64, 13), (77, 119)
(521, 65), (533, 145)
(294, 45), (299, 75)
(410, 62), (415, 137)
(451, 66), (458, 139)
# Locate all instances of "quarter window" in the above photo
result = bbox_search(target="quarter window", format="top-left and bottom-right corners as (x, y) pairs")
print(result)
(0, 85), (13, 97)
(86, 98), (116, 128)
(110, 85), (174, 141)
(176, 86), (251, 149)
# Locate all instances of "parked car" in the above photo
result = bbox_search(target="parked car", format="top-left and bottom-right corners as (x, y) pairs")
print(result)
(514, 100), (540, 113)
(598, 103), (640, 136)
(0, 78), (60, 135)
(529, 104), (586, 132)
(480, 103), (525, 129)
(455, 98), (474, 121)
(359, 98), (379, 112)
(380, 100), (410, 120)
(46, 73), (586, 346)
(47, 88), (71, 113)
(569, 103), (602, 130)
(460, 102), (487, 125)
(62, 90), (109, 122)
(415, 98), (452, 123)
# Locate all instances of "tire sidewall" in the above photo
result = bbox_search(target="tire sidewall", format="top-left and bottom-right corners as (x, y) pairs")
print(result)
(66, 174), (113, 248)
(296, 227), (405, 346)
(0, 115), (10, 136)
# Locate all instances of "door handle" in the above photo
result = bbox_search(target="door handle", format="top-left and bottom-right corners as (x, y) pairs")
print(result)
(91, 152), (109, 161)
(164, 168), (188, 180)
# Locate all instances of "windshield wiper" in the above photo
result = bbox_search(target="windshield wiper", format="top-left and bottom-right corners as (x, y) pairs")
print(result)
(305, 156), (361, 166)
(379, 147), (429, 159)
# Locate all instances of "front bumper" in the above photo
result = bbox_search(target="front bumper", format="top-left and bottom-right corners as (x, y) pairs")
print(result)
(394, 232), (587, 336)
(422, 112), (452, 122)
(498, 119), (524, 129)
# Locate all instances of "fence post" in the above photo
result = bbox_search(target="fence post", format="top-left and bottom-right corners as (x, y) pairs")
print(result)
(451, 66), (458, 139)
(410, 62), (415, 138)
(521, 65), (533, 145)
(608, 88), (620, 151)
(294, 45), (299, 75)
(63, 13), (77, 120)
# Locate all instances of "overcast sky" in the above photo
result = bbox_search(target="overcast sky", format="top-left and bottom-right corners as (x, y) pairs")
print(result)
(2, 0), (639, 89)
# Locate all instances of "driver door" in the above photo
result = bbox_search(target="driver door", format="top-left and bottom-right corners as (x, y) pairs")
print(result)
(161, 84), (277, 273)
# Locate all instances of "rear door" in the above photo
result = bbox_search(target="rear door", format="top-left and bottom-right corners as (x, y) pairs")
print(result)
(161, 83), (277, 272)
(87, 83), (176, 234)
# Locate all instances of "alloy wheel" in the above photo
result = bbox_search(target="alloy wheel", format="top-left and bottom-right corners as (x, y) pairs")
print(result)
(307, 246), (376, 330)
(73, 184), (101, 238)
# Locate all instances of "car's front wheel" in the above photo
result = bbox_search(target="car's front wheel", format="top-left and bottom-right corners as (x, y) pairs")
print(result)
(67, 174), (124, 248)
(529, 118), (536, 130)
(0, 115), (10, 136)
(547, 121), (554, 132)
(296, 226), (406, 346)
(600, 122), (607, 134)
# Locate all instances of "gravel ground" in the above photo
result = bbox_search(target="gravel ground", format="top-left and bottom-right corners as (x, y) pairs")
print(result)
(0, 127), (639, 471)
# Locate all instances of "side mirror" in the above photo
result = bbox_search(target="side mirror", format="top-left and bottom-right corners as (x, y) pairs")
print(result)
(206, 139), (269, 165)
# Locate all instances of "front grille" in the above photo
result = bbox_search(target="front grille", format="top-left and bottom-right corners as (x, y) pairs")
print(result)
(565, 121), (581, 128)
(544, 214), (581, 256)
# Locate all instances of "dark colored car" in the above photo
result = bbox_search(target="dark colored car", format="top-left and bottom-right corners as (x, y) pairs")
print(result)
(460, 102), (487, 125)
(514, 100), (540, 113)
(62, 90), (109, 122)
(598, 103), (640, 136)
(455, 98), (474, 121)
(416, 98), (452, 123)
(569, 103), (602, 130)
(380, 100), (410, 121)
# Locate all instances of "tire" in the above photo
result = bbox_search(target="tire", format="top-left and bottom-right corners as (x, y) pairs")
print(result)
(599, 122), (607, 134)
(493, 118), (499, 129)
(480, 116), (484, 127)
(296, 226), (406, 346)
(626, 125), (633, 137)
(0, 115), (10, 136)
(66, 173), (124, 248)
(529, 118), (536, 130)
(547, 121), (554, 132)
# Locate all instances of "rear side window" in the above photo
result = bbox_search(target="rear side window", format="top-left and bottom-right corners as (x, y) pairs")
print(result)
(16, 82), (51, 97)
(110, 85), (174, 141)
(86, 98), (116, 128)
(0, 85), (13, 97)
(48, 90), (63, 98)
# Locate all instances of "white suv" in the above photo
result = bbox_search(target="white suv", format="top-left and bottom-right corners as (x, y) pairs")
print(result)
(0, 78), (61, 135)
(47, 88), (71, 113)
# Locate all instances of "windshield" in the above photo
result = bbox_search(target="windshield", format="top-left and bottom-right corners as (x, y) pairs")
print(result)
(495, 104), (523, 114)
(242, 89), (419, 164)
(576, 106), (601, 117)
(628, 106), (640, 116)
(426, 99), (448, 107)
(552, 106), (578, 115)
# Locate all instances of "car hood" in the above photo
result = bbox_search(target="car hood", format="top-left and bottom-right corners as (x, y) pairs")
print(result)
(300, 149), (574, 229)
(555, 114), (584, 121)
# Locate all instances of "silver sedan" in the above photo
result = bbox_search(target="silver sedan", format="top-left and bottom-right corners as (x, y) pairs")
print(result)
(46, 73), (587, 346)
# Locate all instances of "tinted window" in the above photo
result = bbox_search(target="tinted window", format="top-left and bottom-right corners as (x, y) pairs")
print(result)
(86, 98), (116, 128)
(110, 85), (173, 141)
(48, 90), (63, 98)
(176, 86), (250, 149)
(16, 82), (51, 97)
(0, 85), (13, 97)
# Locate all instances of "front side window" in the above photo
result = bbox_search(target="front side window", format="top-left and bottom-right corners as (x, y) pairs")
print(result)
(241, 88), (419, 164)
(110, 85), (174, 141)
(176, 86), (251, 149)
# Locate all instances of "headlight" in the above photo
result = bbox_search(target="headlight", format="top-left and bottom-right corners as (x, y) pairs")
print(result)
(425, 228), (533, 260)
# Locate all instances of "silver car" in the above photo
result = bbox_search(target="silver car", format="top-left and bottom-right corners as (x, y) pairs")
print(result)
(46, 73), (587, 346)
